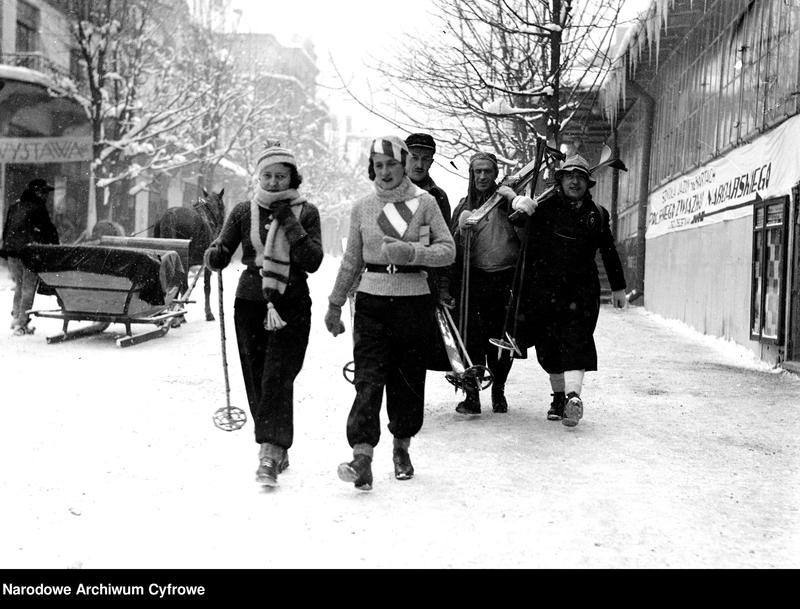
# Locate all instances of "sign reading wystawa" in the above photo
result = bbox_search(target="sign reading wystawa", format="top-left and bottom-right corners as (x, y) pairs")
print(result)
(646, 113), (800, 239)
(0, 137), (93, 164)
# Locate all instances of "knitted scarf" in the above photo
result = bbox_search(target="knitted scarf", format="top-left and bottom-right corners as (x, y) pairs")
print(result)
(251, 186), (306, 330)
(375, 176), (427, 238)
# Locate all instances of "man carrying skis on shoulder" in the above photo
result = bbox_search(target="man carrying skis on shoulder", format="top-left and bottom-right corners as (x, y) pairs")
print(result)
(449, 152), (535, 416)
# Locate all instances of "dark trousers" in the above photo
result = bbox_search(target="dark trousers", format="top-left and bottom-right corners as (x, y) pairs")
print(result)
(348, 293), (434, 447)
(461, 267), (515, 387)
(234, 295), (311, 448)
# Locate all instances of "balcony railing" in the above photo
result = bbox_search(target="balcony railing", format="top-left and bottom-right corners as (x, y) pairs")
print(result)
(0, 52), (76, 83)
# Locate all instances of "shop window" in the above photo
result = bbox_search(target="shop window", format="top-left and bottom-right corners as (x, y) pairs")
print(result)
(15, 1), (40, 55)
(750, 196), (788, 343)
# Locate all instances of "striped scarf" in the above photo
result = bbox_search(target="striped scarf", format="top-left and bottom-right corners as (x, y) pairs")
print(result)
(251, 187), (305, 329)
(375, 176), (426, 239)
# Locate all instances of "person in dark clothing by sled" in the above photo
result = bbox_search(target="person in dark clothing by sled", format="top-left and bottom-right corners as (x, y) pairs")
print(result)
(509, 154), (627, 428)
(1, 179), (60, 336)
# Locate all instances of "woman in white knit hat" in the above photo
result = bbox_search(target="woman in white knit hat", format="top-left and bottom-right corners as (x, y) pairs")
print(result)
(204, 143), (323, 487)
(325, 135), (455, 491)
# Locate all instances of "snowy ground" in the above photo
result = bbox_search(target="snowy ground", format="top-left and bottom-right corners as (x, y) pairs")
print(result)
(0, 256), (798, 569)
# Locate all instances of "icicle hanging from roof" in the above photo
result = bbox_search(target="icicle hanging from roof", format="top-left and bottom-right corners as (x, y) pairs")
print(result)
(600, 0), (680, 125)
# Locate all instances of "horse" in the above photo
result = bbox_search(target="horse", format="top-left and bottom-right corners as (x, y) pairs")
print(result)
(154, 188), (226, 322)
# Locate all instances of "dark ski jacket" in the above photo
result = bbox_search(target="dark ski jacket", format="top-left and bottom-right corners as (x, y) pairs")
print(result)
(1, 189), (59, 258)
(512, 188), (626, 352)
(411, 175), (451, 226)
(207, 199), (323, 303)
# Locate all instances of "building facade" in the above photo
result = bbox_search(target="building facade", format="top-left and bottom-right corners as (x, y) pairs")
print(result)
(1, 3), (332, 242)
(595, 0), (800, 369)
(0, 0), (92, 245)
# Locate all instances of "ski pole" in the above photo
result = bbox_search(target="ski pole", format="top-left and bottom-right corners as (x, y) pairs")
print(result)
(212, 269), (246, 431)
(459, 230), (472, 342)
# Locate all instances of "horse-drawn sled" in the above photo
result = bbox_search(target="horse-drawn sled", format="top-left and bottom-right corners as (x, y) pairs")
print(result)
(20, 237), (195, 348)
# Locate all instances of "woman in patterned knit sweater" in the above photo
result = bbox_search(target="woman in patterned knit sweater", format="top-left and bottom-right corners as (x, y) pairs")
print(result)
(325, 135), (455, 491)
(204, 144), (323, 487)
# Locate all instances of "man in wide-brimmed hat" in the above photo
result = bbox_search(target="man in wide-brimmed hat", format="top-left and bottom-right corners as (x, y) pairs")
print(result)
(510, 153), (627, 428)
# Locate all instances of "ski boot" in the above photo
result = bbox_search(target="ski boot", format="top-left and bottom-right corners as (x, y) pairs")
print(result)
(455, 381), (481, 415)
(491, 384), (508, 413)
(256, 458), (279, 487)
(392, 438), (414, 480)
(256, 443), (281, 487)
(338, 453), (373, 491)
(277, 448), (290, 474)
(11, 324), (35, 337)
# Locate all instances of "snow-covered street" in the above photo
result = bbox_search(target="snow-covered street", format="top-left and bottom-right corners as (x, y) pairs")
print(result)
(0, 256), (798, 569)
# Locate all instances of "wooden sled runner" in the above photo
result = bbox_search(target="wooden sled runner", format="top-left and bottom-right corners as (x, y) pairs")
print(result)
(20, 240), (190, 348)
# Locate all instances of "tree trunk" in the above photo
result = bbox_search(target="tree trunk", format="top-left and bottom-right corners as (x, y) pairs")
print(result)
(550, 0), (562, 148)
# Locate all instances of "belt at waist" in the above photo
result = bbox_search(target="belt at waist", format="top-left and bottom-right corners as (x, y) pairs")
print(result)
(365, 263), (424, 274)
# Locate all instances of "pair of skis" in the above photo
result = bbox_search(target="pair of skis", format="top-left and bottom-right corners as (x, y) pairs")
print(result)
(340, 300), (494, 393)
(341, 140), (625, 392)
(340, 137), (557, 391)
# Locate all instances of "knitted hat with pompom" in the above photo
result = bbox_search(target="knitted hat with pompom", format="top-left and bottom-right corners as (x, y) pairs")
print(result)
(256, 143), (296, 173)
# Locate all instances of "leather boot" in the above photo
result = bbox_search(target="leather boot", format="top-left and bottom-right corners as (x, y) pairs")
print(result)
(491, 383), (508, 413)
(337, 444), (373, 491)
(547, 392), (566, 421)
(392, 437), (414, 480)
(278, 448), (289, 474)
(256, 443), (281, 486)
(455, 385), (481, 415)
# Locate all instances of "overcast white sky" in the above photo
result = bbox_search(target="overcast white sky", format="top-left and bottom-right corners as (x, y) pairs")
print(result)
(228, 0), (467, 192)
(224, 0), (652, 195)
(229, 0), (438, 129)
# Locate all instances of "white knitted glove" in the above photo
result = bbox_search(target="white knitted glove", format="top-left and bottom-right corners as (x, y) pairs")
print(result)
(511, 195), (537, 216)
(496, 186), (517, 201)
(325, 304), (345, 336)
(381, 236), (416, 265)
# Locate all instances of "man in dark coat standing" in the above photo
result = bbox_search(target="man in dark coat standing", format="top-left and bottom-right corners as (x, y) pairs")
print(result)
(405, 133), (453, 308)
(405, 133), (451, 225)
(509, 154), (627, 427)
(1, 179), (60, 335)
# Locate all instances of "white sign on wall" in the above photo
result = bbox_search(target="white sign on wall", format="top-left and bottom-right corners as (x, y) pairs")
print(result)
(647, 113), (800, 239)
(0, 137), (93, 164)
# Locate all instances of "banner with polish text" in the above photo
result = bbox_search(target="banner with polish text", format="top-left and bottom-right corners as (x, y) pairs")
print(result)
(646, 113), (800, 239)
